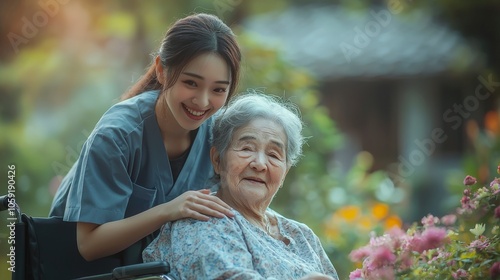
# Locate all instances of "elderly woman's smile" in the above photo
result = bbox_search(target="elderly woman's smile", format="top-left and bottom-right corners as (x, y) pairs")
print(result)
(242, 176), (266, 184)
(213, 117), (289, 210)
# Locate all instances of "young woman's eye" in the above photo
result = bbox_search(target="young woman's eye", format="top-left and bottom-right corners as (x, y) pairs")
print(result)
(214, 88), (227, 93)
(183, 80), (197, 87)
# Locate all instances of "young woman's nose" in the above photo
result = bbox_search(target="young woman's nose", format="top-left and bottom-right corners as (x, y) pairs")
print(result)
(192, 90), (209, 107)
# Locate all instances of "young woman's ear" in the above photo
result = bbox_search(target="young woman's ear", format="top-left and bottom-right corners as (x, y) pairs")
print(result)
(210, 147), (221, 175)
(155, 56), (166, 85)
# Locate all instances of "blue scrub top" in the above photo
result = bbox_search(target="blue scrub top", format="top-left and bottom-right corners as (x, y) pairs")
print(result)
(49, 90), (215, 224)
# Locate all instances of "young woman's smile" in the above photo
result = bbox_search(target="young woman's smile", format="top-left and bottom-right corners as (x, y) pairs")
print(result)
(160, 52), (231, 131)
(182, 104), (209, 120)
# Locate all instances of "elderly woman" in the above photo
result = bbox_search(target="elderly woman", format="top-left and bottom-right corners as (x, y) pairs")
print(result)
(143, 93), (339, 280)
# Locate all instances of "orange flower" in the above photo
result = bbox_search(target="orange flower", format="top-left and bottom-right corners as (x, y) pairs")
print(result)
(484, 110), (500, 136)
(371, 203), (389, 221)
(384, 214), (402, 230)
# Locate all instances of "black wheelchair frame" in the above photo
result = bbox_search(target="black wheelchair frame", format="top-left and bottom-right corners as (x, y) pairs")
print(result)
(1, 195), (169, 280)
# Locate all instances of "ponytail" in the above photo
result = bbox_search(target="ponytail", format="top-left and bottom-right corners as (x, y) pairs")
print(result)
(120, 62), (162, 101)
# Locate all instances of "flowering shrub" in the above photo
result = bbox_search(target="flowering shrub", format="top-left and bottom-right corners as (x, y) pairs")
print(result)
(325, 203), (402, 244)
(349, 170), (500, 280)
(318, 152), (407, 279)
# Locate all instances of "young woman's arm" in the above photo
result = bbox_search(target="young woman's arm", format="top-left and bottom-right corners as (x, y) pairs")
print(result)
(77, 189), (234, 261)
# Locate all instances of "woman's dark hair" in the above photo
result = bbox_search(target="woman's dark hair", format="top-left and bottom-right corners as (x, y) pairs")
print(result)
(121, 13), (241, 101)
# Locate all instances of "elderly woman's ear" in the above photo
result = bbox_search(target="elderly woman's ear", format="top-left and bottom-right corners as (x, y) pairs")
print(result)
(210, 146), (221, 174)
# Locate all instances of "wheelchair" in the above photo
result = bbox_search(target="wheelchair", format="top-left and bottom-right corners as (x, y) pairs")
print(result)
(1, 195), (170, 280)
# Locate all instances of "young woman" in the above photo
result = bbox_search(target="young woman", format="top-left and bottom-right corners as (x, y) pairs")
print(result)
(49, 13), (241, 262)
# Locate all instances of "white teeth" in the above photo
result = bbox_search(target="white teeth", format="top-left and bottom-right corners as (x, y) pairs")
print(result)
(185, 106), (205, 116)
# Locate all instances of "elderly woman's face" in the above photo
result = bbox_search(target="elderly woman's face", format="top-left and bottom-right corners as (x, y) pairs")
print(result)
(213, 118), (289, 209)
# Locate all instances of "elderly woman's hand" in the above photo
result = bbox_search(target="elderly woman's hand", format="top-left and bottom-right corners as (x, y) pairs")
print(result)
(166, 189), (234, 221)
(298, 272), (337, 280)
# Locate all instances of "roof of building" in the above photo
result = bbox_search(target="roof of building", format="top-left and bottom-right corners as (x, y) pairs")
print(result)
(243, 5), (485, 79)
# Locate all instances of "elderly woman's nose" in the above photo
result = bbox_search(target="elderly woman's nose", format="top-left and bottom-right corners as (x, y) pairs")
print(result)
(250, 153), (267, 171)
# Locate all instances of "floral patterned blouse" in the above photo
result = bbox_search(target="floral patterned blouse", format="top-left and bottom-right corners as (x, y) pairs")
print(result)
(143, 209), (339, 280)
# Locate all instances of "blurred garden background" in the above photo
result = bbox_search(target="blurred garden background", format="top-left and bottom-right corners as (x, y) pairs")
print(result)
(1, 0), (499, 279)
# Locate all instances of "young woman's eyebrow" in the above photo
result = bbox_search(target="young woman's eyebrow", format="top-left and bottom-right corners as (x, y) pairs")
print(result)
(182, 72), (230, 85)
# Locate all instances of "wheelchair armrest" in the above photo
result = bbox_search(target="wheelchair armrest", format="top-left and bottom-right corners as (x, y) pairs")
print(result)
(112, 261), (169, 279)
(74, 261), (169, 280)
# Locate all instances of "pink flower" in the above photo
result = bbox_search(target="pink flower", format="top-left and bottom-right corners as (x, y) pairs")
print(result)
(463, 175), (477, 186)
(495, 206), (500, 219)
(452, 268), (468, 279)
(349, 247), (371, 262)
(428, 249), (451, 264)
(365, 266), (395, 280)
(367, 246), (396, 269)
(441, 214), (457, 226)
(469, 236), (490, 251)
(398, 251), (413, 270)
(490, 262), (500, 280)
(386, 227), (406, 249)
(463, 188), (471, 196)
(491, 178), (500, 195)
(411, 227), (448, 253)
(421, 214), (439, 228)
(460, 195), (475, 212)
(349, 269), (362, 280)
(491, 178), (500, 187)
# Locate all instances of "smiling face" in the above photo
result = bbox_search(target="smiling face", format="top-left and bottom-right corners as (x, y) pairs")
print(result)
(211, 118), (290, 212)
(158, 52), (230, 132)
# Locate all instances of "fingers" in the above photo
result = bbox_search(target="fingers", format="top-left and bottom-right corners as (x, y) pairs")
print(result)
(198, 189), (211, 195)
(196, 189), (234, 215)
(180, 190), (235, 220)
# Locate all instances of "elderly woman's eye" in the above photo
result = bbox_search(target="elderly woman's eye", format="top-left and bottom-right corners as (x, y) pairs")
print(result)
(269, 153), (281, 159)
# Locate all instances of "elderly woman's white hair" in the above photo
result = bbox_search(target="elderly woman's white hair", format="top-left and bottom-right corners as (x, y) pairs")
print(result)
(210, 91), (305, 167)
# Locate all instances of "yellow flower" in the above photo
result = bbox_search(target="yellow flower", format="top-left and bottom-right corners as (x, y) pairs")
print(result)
(469, 224), (486, 237)
(359, 216), (374, 230)
(371, 203), (389, 221)
(336, 205), (361, 223)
